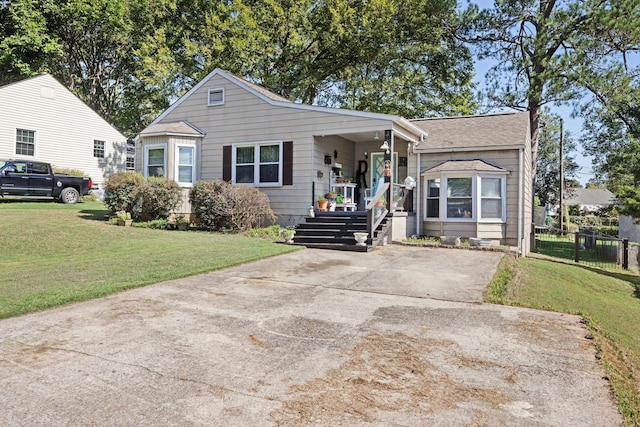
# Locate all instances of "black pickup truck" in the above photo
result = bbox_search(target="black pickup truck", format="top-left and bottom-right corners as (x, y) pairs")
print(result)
(0, 159), (92, 204)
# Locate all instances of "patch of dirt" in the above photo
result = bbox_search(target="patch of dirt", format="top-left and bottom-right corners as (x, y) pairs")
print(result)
(270, 333), (509, 425)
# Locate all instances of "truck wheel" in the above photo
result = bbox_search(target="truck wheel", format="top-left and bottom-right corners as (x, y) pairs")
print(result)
(60, 187), (80, 204)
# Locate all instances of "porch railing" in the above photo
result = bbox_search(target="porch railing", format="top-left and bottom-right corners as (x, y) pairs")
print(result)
(365, 182), (389, 247)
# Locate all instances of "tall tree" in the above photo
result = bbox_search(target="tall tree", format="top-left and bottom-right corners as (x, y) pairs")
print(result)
(457, 0), (639, 174)
(535, 110), (579, 208)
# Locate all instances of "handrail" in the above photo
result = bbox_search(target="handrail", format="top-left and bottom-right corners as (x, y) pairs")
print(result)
(366, 182), (389, 246)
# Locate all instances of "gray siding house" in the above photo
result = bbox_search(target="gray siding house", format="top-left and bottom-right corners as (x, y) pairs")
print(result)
(137, 69), (534, 254)
(0, 73), (128, 189)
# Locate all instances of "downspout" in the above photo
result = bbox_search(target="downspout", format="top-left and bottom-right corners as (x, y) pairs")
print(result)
(415, 151), (421, 237)
(518, 147), (524, 256)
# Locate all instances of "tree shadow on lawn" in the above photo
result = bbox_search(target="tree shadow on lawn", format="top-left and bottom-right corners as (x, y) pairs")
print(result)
(78, 209), (110, 221)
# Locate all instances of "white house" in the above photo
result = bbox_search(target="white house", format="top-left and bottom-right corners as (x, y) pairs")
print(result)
(0, 73), (128, 189)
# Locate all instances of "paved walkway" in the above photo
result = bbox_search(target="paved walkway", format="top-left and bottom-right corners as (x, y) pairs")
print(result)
(0, 246), (622, 426)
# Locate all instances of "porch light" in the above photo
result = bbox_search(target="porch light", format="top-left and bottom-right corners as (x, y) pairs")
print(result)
(380, 140), (390, 154)
(374, 131), (380, 140)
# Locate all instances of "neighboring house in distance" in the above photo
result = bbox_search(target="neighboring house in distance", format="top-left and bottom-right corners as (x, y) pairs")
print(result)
(137, 68), (533, 254)
(0, 73), (128, 189)
(564, 188), (616, 213)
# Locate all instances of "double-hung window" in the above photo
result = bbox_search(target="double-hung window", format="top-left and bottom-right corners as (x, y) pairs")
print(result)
(480, 177), (504, 219)
(233, 142), (282, 186)
(176, 145), (195, 186)
(16, 129), (35, 156)
(93, 140), (105, 158)
(446, 177), (473, 219)
(426, 178), (440, 218)
(145, 145), (166, 178)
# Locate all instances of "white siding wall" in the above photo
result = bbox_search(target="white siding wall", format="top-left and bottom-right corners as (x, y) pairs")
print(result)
(142, 73), (395, 224)
(0, 74), (127, 187)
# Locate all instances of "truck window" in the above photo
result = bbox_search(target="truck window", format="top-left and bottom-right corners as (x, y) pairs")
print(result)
(29, 163), (50, 174)
(13, 162), (27, 173)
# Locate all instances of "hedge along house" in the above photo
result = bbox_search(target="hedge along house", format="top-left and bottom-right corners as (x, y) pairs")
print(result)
(136, 68), (426, 220)
(137, 69), (533, 255)
(411, 112), (533, 254)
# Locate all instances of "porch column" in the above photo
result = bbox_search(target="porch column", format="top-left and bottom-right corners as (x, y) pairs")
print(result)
(384, 129), (393, 209)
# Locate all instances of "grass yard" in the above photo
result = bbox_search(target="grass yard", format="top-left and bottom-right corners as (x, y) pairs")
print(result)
(487, 255), (640, 426)
(0, 200), (299, 319)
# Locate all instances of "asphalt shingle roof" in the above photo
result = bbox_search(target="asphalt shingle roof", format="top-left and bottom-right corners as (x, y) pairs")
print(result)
(411, 112), (530, 151)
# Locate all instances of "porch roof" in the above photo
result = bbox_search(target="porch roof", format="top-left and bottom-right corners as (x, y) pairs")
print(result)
(421, 159), (509, 175)
(411, 111), (530, 152)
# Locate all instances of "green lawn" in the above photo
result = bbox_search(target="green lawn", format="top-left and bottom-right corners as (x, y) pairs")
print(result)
(487, 255), (640, 426)
(0, 200), (299, 319)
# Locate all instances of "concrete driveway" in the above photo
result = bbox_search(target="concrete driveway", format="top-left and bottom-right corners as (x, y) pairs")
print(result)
(0, 246), (622, 426)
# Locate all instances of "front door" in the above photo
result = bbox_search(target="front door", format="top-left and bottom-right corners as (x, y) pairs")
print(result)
(370, 152), (398, 189)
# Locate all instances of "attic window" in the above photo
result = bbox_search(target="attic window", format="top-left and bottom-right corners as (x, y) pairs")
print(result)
(208, 88), (224, 106)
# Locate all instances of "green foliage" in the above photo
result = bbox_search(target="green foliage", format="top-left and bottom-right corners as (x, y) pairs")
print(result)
(103, 171), (145, 215)
(52, 167), (86, 177)
(104, 173), (180, 221)
(244, 225), (284, 240)
(485, 255), (516, 304)
(137, 176), (181, 221)
(534, 110), (580, 207)
(131, 219), (170, 229)
(459, 0), (640, 176)
(1, 0), (476, 135)
(190, 180), (275, 232)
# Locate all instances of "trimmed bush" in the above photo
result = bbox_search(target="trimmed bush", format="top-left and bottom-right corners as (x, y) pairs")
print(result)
(103, 171), (145, 215)
(138, 177), (182, 221)
(190, 180), (275, 232)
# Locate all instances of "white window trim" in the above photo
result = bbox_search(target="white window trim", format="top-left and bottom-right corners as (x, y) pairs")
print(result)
(231, 140), (283, 187)
(478, 174), (507, 222)
(175, 144), (196, 187)
(93, 139), (106, 159)
(143, 143), (167, 179)
(15, 128), (36, 157)
(208, 87), (225, 106)
(423, 172), (507, 223)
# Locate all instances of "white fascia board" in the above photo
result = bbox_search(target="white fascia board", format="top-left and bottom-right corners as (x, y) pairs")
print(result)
(415, 144), (524, 153)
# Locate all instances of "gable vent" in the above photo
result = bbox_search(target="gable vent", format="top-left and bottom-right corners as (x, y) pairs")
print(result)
(208, 88), (224, 106)
(40, 86), (56, 100)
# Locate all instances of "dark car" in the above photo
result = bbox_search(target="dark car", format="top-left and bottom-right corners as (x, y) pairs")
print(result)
(0, 159), (92, 204)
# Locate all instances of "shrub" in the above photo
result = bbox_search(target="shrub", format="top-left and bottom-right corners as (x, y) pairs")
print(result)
(190, 180), (275, 232)
(190, 180), (233, 230)
(131, 219), (170, 229)
(228, 184), (275, 232)
(104, 171), (145, 215)
(137, 177), (182, 221)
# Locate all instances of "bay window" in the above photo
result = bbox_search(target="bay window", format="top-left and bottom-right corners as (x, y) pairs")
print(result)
(423, 173), (506, 222)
